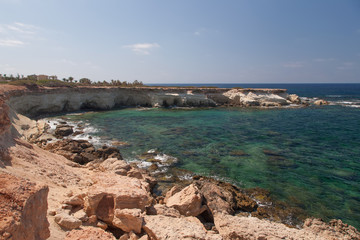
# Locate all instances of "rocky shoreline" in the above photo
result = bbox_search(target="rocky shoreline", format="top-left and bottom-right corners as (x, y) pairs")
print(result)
(1, 85), (357, 240)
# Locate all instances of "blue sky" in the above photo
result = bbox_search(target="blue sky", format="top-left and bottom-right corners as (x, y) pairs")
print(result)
(0, 0), (359, 83)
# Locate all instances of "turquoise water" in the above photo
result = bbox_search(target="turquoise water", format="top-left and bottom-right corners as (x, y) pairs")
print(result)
(62, 84), (360, 228)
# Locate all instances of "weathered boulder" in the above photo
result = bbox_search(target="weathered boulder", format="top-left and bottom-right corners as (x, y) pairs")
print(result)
(98, 157), (131, 175)
(194, 180), (234, 215)
(288, 94), (301, 104)
(143, 215), (208, 240)
(65, 226), (116, 240)
(55, 124), (74, 137)
(112, 208), (144, 234)
(95, 145), (123, 160)
(314, 99), (329, 105)
(54, 212), (82, 230)
(45, 139), (98, 164)
(0, 172), (50, 240)
(214, 212), (360, 240)
(146, 204), (182, 218)
(83, 173), (152, 225)
(165, 184), (206, 217)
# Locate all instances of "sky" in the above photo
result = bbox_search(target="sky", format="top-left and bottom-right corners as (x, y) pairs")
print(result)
(0, 0), (359, 84)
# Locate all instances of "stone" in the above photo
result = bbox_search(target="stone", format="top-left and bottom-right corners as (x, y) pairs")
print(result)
(55, 124), (74, 137)
(113, 208), (143, 234)
(99, 157), (131, 175)
(166, 184), (206, 217)
(288, 94), (301, 104)
(83, 173), (152, 225)
(143, 215), (207, 240)
(65, 226), (116, 240)
(0, 173), (50, 240)
(54, 212), (82, 230)
(63, 194), (85, 206)
(146, 204), (181, 218)
(194, 180), (234, 215)
(96, 220), (108, 230)
(314, 99), (329, 105)
(73, 209), (88, 222)
(95, 145), (123, 160)
(214, 213), (360, 240)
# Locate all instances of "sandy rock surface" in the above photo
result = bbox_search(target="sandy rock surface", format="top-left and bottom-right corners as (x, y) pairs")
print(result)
(0, 172), (50, 240)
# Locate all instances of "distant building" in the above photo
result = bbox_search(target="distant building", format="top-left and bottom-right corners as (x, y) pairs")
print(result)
(49, 75), (58, 80)
(37, 75), (49, 81)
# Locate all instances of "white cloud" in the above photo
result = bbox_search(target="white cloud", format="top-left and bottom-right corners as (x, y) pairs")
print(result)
(123, 43), (160, 55)
(282, 61), (304, 68)
(0, 39), (24, 46)
(0, 22), (40, 47)
(313, 58), (335, 62)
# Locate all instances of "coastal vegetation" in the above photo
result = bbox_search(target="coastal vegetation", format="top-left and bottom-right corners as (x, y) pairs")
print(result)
(0, 73), (145, 87)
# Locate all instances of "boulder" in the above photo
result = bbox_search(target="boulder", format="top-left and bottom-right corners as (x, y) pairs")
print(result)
(165, 184), (206, 217)
(0, 173), (50, 240)
(143, 215), (208, 240)
(65, 226), (116, 240)
(314, 99), (329, 105)
(54, 212), (82, 230)
(83, 173), (152, 225)
(146, 204), (182, 218)
(194, 181), (234, 215)
(55, 124), (74, 137)
(112, 208), (144, 234)
(288, 94), (301, 104)
(214, 213), (360, 240)
(99, 158), (131, 175)
(95, 145), (123, 160)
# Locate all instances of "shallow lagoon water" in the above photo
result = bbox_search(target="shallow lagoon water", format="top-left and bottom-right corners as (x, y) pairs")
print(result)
(64, 103), (360, 228)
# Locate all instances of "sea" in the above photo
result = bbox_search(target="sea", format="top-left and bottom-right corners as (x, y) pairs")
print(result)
(49, 83), (360, 228)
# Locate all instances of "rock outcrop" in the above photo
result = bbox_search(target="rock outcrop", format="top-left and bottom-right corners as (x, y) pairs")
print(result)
(165, 184), (206, 217)
(4, 86), (301, 117)
(214, 212), (360, 240)
(65, 227), (117, 240)
(0, 172), (50, 240)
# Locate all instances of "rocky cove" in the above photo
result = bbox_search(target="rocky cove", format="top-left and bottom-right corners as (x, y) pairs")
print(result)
(1, 84), (358, 240)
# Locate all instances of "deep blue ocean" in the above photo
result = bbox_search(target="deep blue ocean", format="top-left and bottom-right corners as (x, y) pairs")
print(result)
(58, 83), (360, 228)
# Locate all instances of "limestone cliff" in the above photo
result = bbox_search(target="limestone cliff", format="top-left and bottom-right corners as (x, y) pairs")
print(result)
(3, 86), (297, 117)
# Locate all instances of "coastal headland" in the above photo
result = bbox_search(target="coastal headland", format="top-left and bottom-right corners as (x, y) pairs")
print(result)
(1, 84), (356, 240)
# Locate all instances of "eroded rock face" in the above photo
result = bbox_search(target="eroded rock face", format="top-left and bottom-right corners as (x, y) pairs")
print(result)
(143, 215), (208, 240)
(55, 124), (74, 137)
(65, 226), (116, 240)
(112, 208), (144, 234)
(0, 172), (50, 240)
(314, 99), (329, 105)
(54, 212), (82, 230)
(214, 213), (360, 240)
(84, 173), (153, 225)
(165, 184), (206, 217)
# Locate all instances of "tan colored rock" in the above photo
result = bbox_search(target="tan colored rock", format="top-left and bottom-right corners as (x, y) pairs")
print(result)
(113, 208), (144, 234)
(164, 185), (182, 202)
(83, 173), (152, 224)
(195, 181), (234, 215)
(143, 215), (207, 240)
(63, 194), (85, 206)
(166, 184), (206, 216)
(54, 212), (82, 230)
(288, 94), (301, 104)
(73, 209), (88, 222)
(314, 99), (329, 105)
(96, 220), (108, 230)
(214, 212), (360, 240)
(147, 204), (182, 218)
(65, 226), (116, 240)
(0, 172), (50, 240)
(99, 157), (131, 175)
